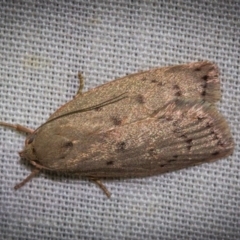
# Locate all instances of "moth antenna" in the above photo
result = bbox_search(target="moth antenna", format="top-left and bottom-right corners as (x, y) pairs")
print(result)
(37, 92), (129, 131)
(0, 122), (34, 134)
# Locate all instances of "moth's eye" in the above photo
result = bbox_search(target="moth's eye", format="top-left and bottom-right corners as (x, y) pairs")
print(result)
(25, 134), (36, 145)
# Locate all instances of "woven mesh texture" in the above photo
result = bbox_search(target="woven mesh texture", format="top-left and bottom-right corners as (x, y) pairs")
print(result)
(0, 1), (239, 239)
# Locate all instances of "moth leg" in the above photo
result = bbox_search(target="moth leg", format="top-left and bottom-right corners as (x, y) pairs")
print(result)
(14, 168), (40, 190)
(0, 121), (34, 134)
(75, 72), (84, 97)
(89, 178), (111, 198)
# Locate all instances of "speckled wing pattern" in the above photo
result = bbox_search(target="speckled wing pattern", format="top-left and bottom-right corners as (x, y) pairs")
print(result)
(38, 61), (234, 176)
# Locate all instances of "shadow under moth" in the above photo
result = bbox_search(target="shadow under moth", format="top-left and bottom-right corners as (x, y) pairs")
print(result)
(0, 61), (234, 197)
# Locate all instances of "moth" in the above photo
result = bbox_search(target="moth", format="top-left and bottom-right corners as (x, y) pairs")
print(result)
(0, 61), (234, 197)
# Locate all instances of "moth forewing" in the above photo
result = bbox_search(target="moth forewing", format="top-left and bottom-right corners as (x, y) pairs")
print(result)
(0, 61), (234, 197)
(48, 61), (221, 122)
(51, 99), (233, 178)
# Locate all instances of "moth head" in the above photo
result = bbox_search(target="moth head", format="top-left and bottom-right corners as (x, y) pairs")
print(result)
(19, 129), (74, 170)
(18, 133), (38, 166)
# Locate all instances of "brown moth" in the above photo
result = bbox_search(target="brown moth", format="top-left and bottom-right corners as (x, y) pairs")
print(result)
(0, 61), (234, 197)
